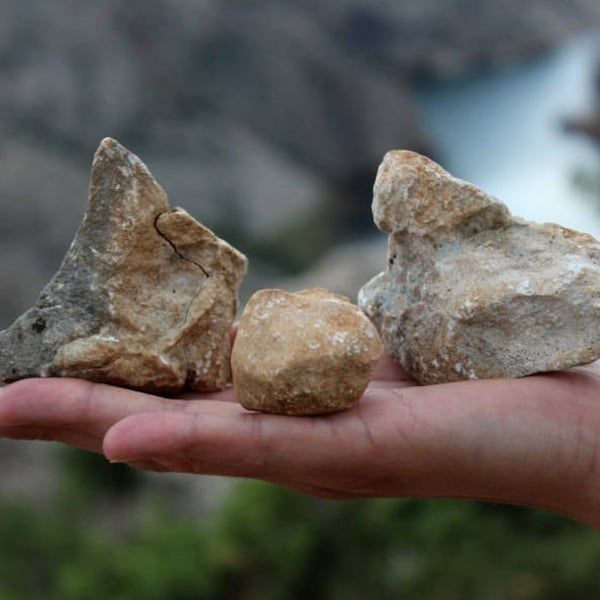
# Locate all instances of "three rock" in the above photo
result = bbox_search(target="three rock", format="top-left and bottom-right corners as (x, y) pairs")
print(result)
(359, 150), (600, 384)
(3, 140), (599, 410)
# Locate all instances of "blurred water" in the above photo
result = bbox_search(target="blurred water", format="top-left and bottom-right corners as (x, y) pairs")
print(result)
(416, 30), (600, 239)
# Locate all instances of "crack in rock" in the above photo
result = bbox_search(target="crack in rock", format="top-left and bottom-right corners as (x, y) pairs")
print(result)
(153, 212), (210, 278)
(0, 137), (247, 394)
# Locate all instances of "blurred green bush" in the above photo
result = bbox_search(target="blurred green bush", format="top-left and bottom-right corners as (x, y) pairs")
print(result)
(1, 475), (600, 599)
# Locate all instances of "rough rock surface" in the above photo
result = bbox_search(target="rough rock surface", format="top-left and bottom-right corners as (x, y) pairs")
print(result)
(359, 150), (600, 384)
(0, 138), (247, 394)
(232, 288), (383, 415)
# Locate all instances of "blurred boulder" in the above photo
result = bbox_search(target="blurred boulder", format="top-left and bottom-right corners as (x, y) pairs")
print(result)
(309, 0), (600, 76)
(276, 237), (387, 301)
(0, 140), (88, 325)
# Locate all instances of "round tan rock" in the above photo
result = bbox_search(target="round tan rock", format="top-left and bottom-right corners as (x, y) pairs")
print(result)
(232, 288), (383, 415)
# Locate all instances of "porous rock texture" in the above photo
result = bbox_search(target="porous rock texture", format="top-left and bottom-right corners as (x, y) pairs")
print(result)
(232, 288), (383, 415)
(0, 138), (247, 393)
(359, 150), (600, 384)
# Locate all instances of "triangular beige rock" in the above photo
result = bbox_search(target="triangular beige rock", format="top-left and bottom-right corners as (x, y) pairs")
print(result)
(0, 138), (247, 393)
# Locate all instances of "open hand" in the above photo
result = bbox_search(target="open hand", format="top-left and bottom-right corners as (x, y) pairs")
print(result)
(1, 355), (600, 529)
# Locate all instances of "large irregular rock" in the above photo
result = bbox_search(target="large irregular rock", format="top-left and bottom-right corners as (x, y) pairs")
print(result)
(0, 138), (247, 394)
(359, 150), (600, 384)
(232, 288), (383, 415)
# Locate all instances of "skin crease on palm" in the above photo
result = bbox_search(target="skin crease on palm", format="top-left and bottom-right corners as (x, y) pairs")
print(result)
(0, 338), (600, 530)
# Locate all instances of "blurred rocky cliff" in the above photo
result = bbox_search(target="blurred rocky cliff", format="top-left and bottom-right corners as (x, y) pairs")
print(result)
(2, 0), (600, 328)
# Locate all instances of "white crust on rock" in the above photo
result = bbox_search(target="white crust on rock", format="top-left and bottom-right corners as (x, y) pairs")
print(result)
(359, 150), (600, 384)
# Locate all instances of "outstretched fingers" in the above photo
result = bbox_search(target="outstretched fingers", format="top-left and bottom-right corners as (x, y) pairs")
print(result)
(4, 361), (600, 527)
(0, 351), (404, 453)
(102, 396), (406, 496)
(0, 377), (235, 452)
(103, 369), (600, 526)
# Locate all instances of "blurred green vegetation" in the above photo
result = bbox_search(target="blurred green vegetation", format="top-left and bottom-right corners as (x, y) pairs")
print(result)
(213, 206), (331, 278)
(576, 169), (600, 194)
(574, 164), (600, 208)
(2, 458), (600, 600)
(57, 447), (140, 509)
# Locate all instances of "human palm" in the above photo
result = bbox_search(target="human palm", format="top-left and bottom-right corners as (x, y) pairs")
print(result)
(1, 354), (600, 528)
